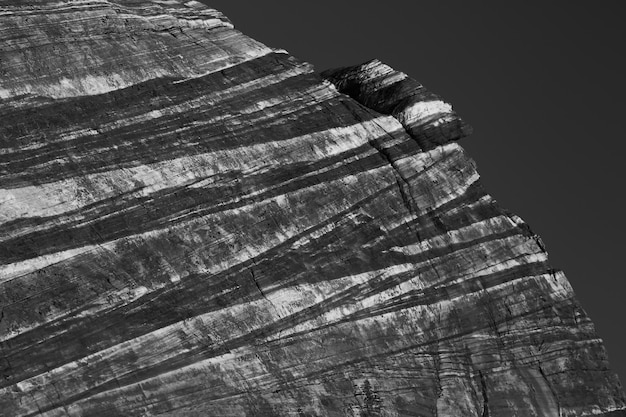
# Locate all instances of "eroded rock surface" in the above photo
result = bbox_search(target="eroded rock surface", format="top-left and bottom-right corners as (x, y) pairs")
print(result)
(322, 60), (473, 151)
(0, 1), (623, 416)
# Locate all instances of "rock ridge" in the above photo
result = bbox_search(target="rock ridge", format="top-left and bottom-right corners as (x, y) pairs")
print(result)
(322, 59), (473, 151)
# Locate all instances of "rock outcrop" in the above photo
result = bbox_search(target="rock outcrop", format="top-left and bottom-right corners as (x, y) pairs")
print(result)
(322, 60), (473, 150)
(0, 1), (623, 416)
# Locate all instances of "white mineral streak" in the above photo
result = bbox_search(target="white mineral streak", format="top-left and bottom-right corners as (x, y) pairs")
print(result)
(388, 215), (521, 256)
(0, 283), (156, 343)
(5, 261), (554, 415)
(0, 118), (394, 226)
(0, 160), (395, 295)
(1, 264), (415, 411)
(397, 100), (454, 125)
(0, 62), (312, 157)
(0, 245), (102, 285)
(357, 59), (408, 86)
(0, 2), (265, 99)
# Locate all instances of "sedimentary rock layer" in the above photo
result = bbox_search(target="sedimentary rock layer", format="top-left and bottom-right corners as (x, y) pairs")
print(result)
(322, 60), (473, 150)
(0, 1), (623, 416)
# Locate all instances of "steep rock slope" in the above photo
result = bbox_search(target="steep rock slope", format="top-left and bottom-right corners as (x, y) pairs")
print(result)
(0, 1), (623, 416)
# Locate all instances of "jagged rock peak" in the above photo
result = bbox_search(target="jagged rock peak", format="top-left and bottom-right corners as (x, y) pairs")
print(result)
(322, 59), (473, 150)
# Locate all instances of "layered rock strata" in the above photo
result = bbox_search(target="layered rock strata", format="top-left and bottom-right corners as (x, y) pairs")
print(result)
(0, 1), (624, 416)
(322, 60), (473, 150)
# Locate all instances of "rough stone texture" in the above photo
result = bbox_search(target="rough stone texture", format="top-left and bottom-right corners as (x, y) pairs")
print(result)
(0, 1), (624, 416)
(321, 60), (473, 151)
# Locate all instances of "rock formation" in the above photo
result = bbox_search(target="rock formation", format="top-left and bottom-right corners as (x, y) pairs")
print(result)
(0, 1), (623, 416)
(321, 60), (473, 151)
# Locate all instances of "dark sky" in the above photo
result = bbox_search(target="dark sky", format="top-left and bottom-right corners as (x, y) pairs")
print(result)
(204, 1), (626, 384)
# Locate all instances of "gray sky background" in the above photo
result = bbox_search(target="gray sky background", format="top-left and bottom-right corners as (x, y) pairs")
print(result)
(204, 1), (626, 385)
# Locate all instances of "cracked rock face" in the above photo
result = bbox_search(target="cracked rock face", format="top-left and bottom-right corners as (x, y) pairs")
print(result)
(0, 1), (624, 416)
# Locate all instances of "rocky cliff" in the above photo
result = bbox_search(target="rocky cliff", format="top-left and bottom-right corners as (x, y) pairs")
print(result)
(0, 1), (624, 416)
